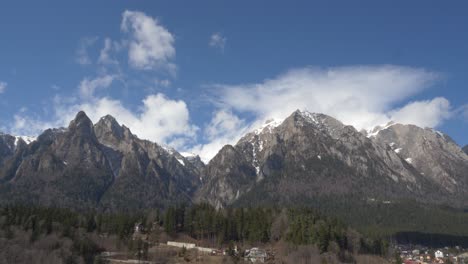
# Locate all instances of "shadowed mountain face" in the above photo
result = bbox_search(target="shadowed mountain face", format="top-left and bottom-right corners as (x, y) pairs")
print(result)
(463, 145), (468, 155)
(93, 115), (201, 211)
(197, 110), (467, 208)
(0, 110), (466, 212)
(0, 112), (201, 211)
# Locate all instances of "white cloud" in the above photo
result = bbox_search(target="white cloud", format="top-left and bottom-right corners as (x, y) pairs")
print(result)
(13, 90), (197, 148)
(205, 109), (245, 140)
(389, 97), (452, 128)
(98, 38), (119, 65)
(458, 104), (468, 122)
(8, 65), (454, 163)
(209, 32), (226, 52)
(185, 65), (450, 161)
(214, 65), (441, 130)
(78, 75), (115, 98)
(0, 81), (7, 93)
(76, 37), (98, 65)
(121, 10), (175, 71)
(12, 114), (55, 136)
(154, 78), (171, 88)
(71, 94), (197, 146)
(189, 110), (248, 162)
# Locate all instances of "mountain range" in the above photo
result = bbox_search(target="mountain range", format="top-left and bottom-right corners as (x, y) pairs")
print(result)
(0, 110), (467, 213)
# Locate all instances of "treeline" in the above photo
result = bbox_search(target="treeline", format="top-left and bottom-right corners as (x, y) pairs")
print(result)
(0, 205), (142, 263)
(0, 205), (142, 239)
(161, 204), (389, 258)
(0, 203), (391, 263)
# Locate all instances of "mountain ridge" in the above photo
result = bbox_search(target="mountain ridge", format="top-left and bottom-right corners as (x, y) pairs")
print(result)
(197, 110), (461, 208)
(0, 110), (466, 212)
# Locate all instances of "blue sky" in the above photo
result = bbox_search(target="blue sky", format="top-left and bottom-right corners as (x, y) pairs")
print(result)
(0, 1), (467, 161)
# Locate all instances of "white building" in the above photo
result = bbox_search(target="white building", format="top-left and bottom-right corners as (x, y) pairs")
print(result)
(245, 248), (267, 263)
(435, 250), (444, 259)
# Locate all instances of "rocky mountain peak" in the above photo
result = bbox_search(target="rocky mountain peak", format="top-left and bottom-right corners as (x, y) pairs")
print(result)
(68, 111), (95, 137)
(284, 110), (352, 140)
(94, 114), (125, 141)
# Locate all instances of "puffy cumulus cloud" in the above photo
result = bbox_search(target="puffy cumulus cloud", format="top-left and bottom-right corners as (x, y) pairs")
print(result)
(389, 97), (452, 128)
(214, 65), (441, 130)
(81, 95), (196, 145)
(209, 32), (226, 52)
(78, 75), (115, 98)
(75, 37), (98, 65)
(121, 10), (175, 71)
(0, 81), (7, 93)
(12, 92), (197, 147)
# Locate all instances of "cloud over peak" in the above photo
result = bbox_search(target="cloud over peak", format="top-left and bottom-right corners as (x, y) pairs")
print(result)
(214, 65), (441, 130)
(187, 65), (451, 162)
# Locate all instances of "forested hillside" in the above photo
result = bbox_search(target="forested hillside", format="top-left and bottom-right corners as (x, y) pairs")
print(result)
(0, 203), (392, 264)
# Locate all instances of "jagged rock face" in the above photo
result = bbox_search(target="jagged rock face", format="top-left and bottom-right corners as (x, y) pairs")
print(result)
(197, 145), (257, 209)
(0, 112), (113, 209)
(198, 110), (445, 208)
(370, 124), (468, 196)
(93, 115), (200, 211)
(0, 134), (18, 165)
(463, 145), (468, 155)
(183, 155), (205, 172)
(0, 112), (201, 211)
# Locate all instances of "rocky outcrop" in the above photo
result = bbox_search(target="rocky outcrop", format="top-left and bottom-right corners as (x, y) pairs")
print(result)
(370, 124), (468, 197)
(0, 112), (113, 209)
(93, 115), (200, 211)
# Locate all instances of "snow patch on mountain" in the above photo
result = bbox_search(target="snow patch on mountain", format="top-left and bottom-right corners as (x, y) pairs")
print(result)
(14, 135), (36, 146)
(254, 118), (283, 135)
(366, 121), (396, 138)
(180, 152), (197, 158)
(176, 157), (185, 166)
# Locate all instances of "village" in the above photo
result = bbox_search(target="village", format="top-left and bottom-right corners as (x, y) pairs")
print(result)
(396, 244), (468, 264)
(98, 222), (274, 264)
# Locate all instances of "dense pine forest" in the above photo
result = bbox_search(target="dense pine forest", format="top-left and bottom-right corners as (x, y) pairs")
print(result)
(0, 203), (395, 264)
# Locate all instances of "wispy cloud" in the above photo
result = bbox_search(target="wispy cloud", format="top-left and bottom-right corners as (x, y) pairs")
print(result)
(0, 81), (7, 93)
(98, 38), (120, 65)
(78, 75), (116, 98)
(209, 32), (226, 52)
(75, 37), (98, 65)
